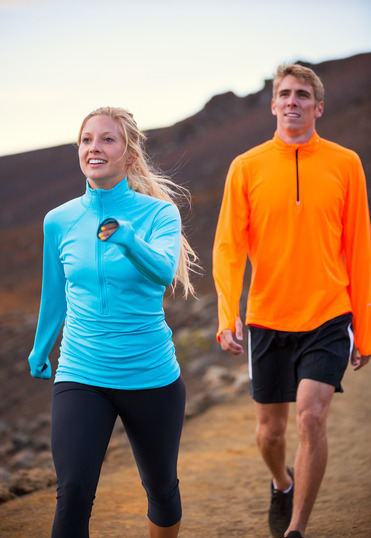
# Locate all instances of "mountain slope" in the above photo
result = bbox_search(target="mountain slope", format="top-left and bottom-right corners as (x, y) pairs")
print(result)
(0, 52), (370, 299)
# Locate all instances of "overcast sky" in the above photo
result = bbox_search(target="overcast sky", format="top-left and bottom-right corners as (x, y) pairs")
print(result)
(1, 0), (370, 157)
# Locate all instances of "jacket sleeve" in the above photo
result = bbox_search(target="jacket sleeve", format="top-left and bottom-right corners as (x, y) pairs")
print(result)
(343, 153), (371, 356)
(28, 214), (67, 379)
(100, 204), (181, 287)
(212, 157), (250, 341)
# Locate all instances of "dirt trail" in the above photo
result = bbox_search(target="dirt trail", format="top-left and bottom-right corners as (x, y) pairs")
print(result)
(1, 366), (370, 537)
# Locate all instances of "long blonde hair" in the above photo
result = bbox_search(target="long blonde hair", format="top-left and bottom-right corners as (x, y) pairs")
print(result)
(78, 106), (198, 297)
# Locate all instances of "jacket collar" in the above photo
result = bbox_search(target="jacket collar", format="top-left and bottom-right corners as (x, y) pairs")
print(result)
(81, 177), (134, 211)
(273, 130), (321, 157)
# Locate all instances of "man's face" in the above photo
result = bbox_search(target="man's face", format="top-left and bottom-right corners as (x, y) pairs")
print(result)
(271, 75), (324, 140)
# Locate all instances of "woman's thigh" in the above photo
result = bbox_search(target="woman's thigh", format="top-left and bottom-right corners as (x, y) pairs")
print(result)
(114, 376), (186, 490)
(51, 382), (118, 488)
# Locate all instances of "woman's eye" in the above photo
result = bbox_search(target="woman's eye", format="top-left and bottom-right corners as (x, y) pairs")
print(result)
(104, 137), (114, 142)
(82, 137), (91, 143)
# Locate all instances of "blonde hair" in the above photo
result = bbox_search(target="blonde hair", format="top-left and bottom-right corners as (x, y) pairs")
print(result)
(273, 64), (324, 104)
(78, 106), (198, 297)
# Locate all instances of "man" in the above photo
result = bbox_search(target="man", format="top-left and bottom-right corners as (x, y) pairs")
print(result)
(212, 64), (371, 538)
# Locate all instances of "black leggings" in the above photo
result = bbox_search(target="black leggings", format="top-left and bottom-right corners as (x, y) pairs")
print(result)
(51, 376), (186, 537)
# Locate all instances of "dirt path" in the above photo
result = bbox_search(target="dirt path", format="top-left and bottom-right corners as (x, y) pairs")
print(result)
(1, 366), (370, 537)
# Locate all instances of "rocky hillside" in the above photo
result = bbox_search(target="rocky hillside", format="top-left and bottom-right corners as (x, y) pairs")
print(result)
(0, 52), (370, 294)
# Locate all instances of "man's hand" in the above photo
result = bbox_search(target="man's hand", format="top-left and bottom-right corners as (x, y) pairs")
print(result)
(219, 317), (245, 356)
(351, 347), (370, 371)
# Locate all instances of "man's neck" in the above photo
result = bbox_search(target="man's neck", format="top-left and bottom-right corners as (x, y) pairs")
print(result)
(276, 126), (315, 145)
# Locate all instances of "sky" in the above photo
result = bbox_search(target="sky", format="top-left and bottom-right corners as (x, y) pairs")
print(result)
(0, 0), (370, 157)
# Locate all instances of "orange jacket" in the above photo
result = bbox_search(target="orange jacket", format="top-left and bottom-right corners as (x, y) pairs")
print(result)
(213, 131), (371, 355)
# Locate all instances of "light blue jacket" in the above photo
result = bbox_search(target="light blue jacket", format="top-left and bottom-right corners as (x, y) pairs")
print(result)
(28, 178), (182, 389)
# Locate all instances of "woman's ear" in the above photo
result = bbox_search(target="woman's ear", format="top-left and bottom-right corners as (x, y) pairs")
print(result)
(128, 150), (139, 165)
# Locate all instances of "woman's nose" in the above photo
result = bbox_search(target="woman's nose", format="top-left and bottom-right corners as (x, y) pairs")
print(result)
(89, 139), (102, 152)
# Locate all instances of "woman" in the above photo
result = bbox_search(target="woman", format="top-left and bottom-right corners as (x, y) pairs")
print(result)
(28, 107), (198, 538)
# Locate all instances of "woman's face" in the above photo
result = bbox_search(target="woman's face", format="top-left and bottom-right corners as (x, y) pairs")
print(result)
(79, 115), (132, 190)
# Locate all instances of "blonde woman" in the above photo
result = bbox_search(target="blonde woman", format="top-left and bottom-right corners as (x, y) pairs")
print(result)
(28, 107), (197, 538)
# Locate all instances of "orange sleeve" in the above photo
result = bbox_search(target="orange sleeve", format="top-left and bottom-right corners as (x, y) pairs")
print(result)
(212, 157), (250, 341)
(343, 153), (371, 355)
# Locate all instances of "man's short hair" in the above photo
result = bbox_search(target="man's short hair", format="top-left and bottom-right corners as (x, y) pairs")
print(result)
(273, 64), (325, 104)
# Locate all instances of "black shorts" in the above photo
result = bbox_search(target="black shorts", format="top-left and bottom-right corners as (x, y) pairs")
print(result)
(248, 313), (353, 404)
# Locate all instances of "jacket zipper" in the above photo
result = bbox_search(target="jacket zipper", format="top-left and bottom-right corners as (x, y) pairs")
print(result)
(97, 192), (109, 315)
(295, 148), (300, 206)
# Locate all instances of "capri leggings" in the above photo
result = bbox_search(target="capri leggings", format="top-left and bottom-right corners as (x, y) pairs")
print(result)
(50, 375), (186, 538)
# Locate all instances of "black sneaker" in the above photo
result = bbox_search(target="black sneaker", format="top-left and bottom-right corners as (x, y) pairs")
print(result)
(286, 532), (303, 538)
(268, 467), (294, 538)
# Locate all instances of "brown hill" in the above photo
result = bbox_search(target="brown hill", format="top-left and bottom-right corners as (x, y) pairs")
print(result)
(1, 52), (370, 298)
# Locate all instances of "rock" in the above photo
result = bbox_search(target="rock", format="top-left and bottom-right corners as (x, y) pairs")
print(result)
(0, 467), (11, 482)
(0, 441), (13, 458)
(232, 364), (250, 394)
(0, 467), (11, 504)
(9, 449), (36, 470)
(9, 468), (56, 497)
(185, 389), (233, 419)
(12, 432), (31, 451)
(0, 483), (11, 504)
(0, 421), (8, 435)
(185, 356), (213, 375)
(185, 392), (215, 419)
(203, 365), (234, 389)
(32, 436), (50, 451)
(34, 450), (54, 470)
(29, 413), (51, 433)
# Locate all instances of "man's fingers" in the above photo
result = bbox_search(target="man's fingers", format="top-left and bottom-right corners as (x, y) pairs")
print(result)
(219, 328), (245, 355)
(235, 317), (244, 341)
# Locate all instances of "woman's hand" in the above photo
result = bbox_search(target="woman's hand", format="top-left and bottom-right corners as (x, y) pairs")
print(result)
(97, 221), (118, 241)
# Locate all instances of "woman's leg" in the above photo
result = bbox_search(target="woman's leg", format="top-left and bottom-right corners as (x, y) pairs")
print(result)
(147, 519), (181, 538)
(115, 376), (186, 537)
(51, 382), (117, 538)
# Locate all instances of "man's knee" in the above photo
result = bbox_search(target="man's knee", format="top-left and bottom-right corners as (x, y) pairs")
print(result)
(256, 419), (287, 447)
(297, 407), (328, 440)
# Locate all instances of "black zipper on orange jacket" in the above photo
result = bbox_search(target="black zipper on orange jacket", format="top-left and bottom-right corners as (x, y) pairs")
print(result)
(295, 148), (300, 205)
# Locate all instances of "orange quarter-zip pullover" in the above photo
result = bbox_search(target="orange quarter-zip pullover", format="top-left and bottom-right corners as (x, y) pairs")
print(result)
(213, 131), (371, 355)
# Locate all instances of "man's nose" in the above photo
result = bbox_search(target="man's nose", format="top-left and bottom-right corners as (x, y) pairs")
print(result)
(287, 93), (298, 107)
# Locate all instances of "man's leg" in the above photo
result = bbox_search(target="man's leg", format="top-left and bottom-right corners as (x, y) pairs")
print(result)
(254, 401), (292, 491)
(255, 401), (294, 537)
(285, 378), (334, 537)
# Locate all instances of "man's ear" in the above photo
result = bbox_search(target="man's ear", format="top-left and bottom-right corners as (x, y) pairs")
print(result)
(315, 101), (324, 119)
(271, 98), (277, 116)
